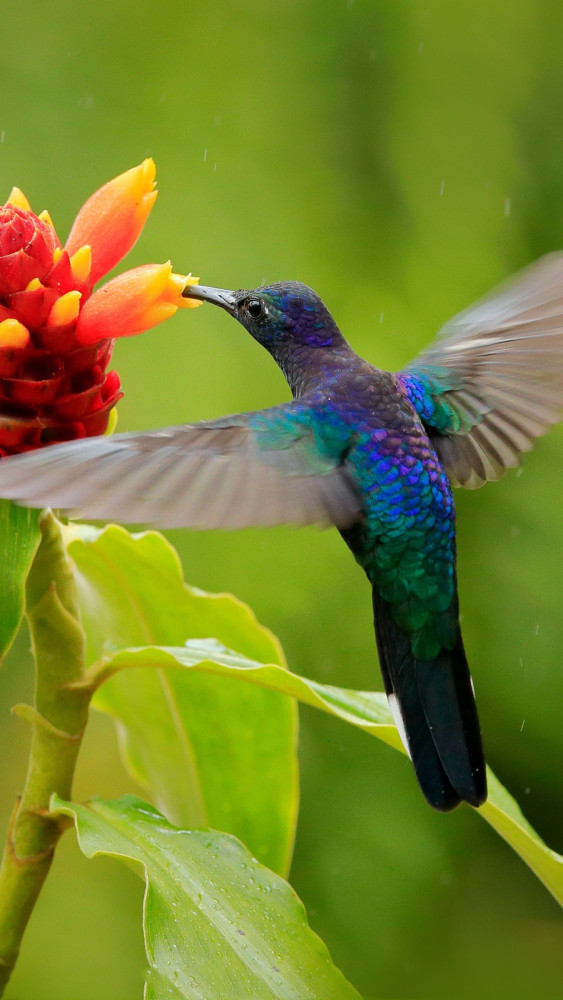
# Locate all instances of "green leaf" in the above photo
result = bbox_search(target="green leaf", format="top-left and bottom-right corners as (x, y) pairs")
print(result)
(0, 500), (40, 659)
(62, 523), (298, 876)
(479, 772), (563, 905)
(51, 794), (362, 1000)
(98, 639), (401, 751)
(95, 639), (563, 907)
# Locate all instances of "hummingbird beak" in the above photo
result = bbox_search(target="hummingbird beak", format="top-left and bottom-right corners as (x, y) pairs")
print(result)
(182, 284), (238, 315)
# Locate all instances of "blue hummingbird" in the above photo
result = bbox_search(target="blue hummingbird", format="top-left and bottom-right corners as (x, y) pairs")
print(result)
(2, 254), (563, 810)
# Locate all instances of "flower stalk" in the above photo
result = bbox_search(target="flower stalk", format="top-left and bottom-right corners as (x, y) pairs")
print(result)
(0, 511), (95, 995)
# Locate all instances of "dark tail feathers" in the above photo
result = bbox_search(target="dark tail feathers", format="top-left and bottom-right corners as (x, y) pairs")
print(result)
(373, 589), (487, 811)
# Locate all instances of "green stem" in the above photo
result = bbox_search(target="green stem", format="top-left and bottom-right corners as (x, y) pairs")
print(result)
(0, 511), (93, 995)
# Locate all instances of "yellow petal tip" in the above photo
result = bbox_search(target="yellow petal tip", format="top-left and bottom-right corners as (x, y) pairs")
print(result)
(47, 290), (82, 328)
(0, 318), (30, 349)
(38, 209), (55, 229)
(140, 157), (157, 187)
(177, 273), (202, 308)
(6, 187), (31, 211)
(70, 245), (92, 284)
(130, 158), (157, 204)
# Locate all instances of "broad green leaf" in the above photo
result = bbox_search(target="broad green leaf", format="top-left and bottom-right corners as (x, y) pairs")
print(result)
(52, 795), (362, 1000)
(97, 639), (401, 751)
(0, 500), (40, 659)
(95, 640), (563, 907)
(62, 523), (298, 876)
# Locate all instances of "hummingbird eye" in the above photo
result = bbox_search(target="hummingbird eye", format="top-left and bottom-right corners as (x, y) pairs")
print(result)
(245, 298), (264, 319)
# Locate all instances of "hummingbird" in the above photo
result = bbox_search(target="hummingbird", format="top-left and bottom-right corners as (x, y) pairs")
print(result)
(1, 255), (563, 810)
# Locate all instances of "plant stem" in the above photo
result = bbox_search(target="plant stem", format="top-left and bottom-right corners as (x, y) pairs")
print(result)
(0, 511), (92, 995)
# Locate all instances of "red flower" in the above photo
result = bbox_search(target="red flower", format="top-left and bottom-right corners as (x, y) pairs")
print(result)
(0, 161), (199, 456)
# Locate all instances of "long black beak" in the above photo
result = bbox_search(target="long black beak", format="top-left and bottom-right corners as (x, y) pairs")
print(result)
(182, 284), (238, 314)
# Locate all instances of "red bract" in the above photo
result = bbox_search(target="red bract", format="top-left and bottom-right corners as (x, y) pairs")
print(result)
(0, 162), (200, 456)
(0, 206), (60, 298)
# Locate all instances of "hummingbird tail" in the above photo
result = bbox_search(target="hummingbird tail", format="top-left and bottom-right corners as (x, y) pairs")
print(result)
(372, 589), (487, 811)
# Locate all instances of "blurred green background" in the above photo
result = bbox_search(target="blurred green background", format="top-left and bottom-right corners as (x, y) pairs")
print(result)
(1, 1), (563, 997)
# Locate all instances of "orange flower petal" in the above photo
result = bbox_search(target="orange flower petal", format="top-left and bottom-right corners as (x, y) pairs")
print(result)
(65, 159), (158, 286)
(75, 262), (198, 345)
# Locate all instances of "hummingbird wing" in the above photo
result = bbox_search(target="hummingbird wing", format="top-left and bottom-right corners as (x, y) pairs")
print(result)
(0, 403), (362, 529)
(402, 253), (563, 487)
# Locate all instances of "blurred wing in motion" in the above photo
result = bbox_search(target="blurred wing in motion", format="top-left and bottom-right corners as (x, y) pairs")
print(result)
(0, 403), (362, 529)
(402, 253), (563, 487)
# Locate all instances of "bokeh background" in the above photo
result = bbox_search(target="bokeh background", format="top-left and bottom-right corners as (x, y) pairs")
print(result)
(1, 1), (563, 997)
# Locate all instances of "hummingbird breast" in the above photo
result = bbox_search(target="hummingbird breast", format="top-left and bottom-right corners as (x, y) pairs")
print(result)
(312, 365), (459, 661)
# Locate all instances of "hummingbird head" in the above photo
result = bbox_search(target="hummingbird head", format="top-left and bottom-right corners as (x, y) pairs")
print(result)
(183, 280), (346, 354)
